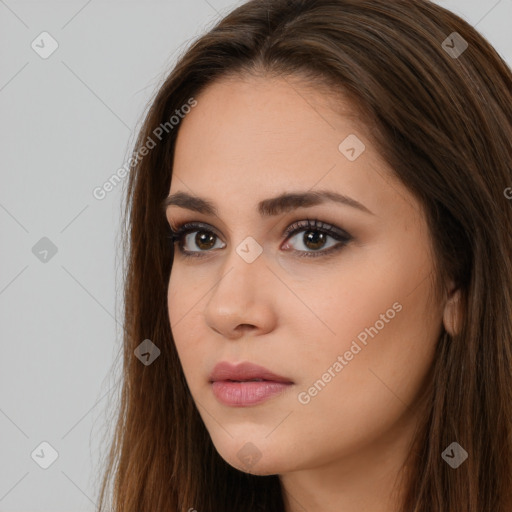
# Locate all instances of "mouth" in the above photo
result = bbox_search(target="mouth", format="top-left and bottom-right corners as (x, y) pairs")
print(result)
(208, 361), (294, 406)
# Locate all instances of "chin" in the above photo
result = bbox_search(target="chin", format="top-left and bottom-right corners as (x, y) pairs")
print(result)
(228, 455), (285, 476)
(213, 440), (290, 476)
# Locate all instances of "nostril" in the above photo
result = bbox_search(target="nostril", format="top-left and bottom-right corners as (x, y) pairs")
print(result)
(236, 324), (256, 333)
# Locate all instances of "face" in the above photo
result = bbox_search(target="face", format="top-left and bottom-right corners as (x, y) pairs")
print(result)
(166, 74), (447, 477)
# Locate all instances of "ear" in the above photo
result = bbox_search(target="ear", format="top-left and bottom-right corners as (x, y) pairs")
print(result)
(442, 283), (462, 336)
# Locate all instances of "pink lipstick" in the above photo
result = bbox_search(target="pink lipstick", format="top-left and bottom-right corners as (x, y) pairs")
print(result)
(209, 361), (293, 406)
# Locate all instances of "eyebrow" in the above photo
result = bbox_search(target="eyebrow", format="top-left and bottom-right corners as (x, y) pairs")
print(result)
(162, 189), (374, 217)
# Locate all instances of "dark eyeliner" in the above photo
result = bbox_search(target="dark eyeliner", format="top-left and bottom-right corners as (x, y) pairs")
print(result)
(166, 218), (352, 259)
(283, 218), (352, 258)
(167, 221), (219, 258)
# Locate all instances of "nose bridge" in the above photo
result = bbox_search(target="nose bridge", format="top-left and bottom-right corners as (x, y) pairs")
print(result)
(215, 235), (267, 300)
(203, 235), (274, 333)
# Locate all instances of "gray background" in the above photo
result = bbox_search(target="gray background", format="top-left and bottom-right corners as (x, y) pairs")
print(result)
(1, 0), (510, 510)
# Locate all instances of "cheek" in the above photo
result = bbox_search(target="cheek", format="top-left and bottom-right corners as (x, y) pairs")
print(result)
(287, 289), (438, 465)
(167, 272), (199, 364)
(167, 266), (203, 326)
(291, 254), (440, 403)
(167, 272), (180, 324)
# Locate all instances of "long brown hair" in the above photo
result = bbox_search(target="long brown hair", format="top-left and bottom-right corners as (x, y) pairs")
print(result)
(96, 1), (512, 510)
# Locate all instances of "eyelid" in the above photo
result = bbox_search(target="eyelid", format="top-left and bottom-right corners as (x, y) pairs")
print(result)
(168, 218), (350, 239)
(169, 220), (219, 236)
(283, 218), (351, 240)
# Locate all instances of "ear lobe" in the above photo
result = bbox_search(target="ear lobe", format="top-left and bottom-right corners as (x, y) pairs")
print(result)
(443, 287), (462, 336)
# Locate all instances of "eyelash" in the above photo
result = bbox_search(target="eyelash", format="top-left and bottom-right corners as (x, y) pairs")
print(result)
(166, 218), (352, 259)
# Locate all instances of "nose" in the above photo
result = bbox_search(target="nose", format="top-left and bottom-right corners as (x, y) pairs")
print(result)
(203, 245), (277, 339)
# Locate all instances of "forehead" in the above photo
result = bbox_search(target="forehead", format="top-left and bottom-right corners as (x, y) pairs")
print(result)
(177, 75), (362, 155)
(172, 75), (377, 186)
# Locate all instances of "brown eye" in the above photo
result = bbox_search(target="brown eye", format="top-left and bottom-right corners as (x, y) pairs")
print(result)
(302, 231), (328, 251)
(193, 231), (217, 251)
(169, 222), (225, 258)
(282, 219), (352, 258)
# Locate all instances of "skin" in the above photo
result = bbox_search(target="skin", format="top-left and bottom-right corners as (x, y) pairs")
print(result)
(166, 73), (461, 512)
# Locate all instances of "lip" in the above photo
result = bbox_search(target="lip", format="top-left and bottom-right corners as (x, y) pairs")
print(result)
(209, 361), (293, 384)
(209, 361), (294, 407)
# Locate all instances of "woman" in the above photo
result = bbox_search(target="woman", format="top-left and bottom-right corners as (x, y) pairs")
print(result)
(96, 0), (512, 510)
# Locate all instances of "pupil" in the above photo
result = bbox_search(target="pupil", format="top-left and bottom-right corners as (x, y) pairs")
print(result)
(305, 231), (325, 250)
(196, 231), (215, 250)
